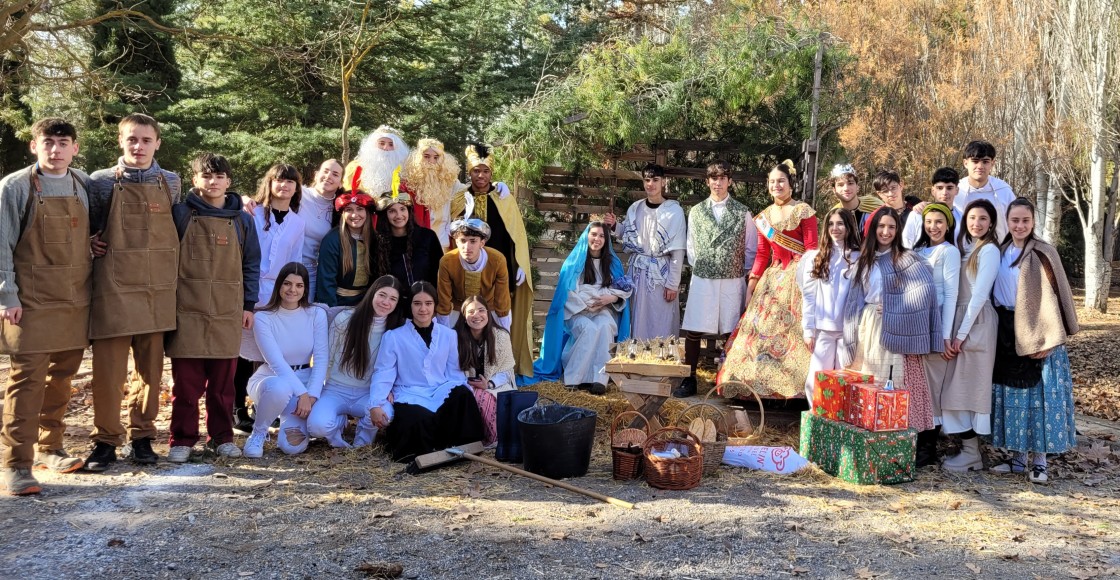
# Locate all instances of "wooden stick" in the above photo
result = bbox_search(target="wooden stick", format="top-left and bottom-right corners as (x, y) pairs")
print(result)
(447, 448), (635, 510)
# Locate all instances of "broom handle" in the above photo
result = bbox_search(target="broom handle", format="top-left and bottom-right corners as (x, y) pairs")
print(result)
(459, 452), (635, 509)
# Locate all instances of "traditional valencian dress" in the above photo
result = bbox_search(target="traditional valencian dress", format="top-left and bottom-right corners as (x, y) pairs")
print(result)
(719, 202), (818, 398)
(527, 225), (632, 386)
(617, 199), (687, 340)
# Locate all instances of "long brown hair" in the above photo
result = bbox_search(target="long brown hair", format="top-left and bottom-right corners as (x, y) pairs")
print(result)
(338, 203), (375, 277)
(256, 163), (303, 231)
(581, 222), (614, 286)
(811, 208), (860, 280)
(375, 203), (416, 279)
(339, 275), (406, 378)
(853, 207), (905, 286)
(958, 199), (999, 277)
(453, 295), (499, 372)
(260, 262), (310, 311)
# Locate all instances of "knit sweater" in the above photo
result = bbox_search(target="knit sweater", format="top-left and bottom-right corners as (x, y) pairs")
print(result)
(88, 158), (182, 235)
(0, 165), (91, 309)
(1010, 238), (1079, 355)
(842, 250), (942, 363)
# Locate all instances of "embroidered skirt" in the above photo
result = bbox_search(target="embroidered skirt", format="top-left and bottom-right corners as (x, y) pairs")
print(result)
(718, 262), (810, 398)
(990, 346), (1077, 454)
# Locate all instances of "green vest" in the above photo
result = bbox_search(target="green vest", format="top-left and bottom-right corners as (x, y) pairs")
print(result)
(690, 197), (749, 279)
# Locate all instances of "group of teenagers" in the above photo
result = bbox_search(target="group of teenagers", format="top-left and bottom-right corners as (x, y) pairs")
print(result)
(596, 140), (1076, 486)
(0, 110), (1079, 497)
(0, 116), (541, 496)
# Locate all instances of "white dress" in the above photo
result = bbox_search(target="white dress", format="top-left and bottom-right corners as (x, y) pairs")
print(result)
(561, 259), (631, 386)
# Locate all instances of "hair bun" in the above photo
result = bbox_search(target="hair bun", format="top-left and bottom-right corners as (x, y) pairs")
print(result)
(782, 159), (797, 176)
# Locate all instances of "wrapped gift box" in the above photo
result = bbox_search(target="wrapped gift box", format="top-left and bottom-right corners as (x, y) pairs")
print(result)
(811, 369), (874, 422)
(799, 411), (915, 485)
(847, 383), (910, 432)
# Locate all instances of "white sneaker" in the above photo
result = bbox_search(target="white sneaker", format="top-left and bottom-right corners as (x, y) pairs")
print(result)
(243, 430), (267, 459)
(213, 442), (242, 458)
(168, 446), (193, 463)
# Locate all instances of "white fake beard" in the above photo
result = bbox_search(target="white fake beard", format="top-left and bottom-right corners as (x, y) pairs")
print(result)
(356, 141), (409, 194)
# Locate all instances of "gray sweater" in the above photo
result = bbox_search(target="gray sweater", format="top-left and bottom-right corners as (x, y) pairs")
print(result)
(841, 250), (942, 365)
(0, 165), (91, 309)
(88, 158), (182, 235)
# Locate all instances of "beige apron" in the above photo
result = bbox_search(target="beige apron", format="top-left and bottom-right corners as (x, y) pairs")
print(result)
(0, 171), (92, 354)
(934, 265), (997, 415)
(164, 213), (244, 358)
(89, 173), (179, 339)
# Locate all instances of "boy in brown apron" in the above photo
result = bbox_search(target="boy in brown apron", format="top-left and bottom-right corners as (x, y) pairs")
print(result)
(165, 153), (260, 462)
(85, 114), (182, 470)
(0, 118), (92, 495)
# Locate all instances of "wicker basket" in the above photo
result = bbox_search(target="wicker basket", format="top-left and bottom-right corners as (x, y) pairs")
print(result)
(642, 427), (704, 490)
(610, 411), (650, 481)
(675, 401), (729, 476)
(709, 382), (766, 445)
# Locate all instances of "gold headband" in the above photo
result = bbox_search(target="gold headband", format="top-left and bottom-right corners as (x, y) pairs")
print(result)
(416, 137), (445, 155)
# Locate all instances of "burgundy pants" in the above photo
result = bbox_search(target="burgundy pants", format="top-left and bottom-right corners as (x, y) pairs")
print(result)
(169, 358), (237, 447)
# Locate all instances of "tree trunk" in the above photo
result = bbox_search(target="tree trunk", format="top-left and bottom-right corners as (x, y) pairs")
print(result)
(1084, 145), (1112, 312)
(1042, 174), (1063, 244)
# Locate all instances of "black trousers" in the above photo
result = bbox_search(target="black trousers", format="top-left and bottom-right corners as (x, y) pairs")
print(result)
(385, 385), (485, 462)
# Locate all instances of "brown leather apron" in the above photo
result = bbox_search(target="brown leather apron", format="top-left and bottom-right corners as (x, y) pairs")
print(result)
(0, 171), (92, 354)
(89, 173), (179, 339)
(164, 212), (244, 358)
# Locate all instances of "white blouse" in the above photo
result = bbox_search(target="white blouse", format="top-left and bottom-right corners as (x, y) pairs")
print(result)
(916, 243), (962, 340)
(956, 243), (1000, 339)
(798, 244), (859, 337)
(993, 245), (1022, 309)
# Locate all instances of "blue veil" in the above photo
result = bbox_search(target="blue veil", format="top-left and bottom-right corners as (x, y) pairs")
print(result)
(521, 224), (631, 384)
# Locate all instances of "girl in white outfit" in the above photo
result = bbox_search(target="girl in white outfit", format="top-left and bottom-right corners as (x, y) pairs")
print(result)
(797, 207), (861, 403)
(243, 262), (328, 457)
(307, 275), (406, 448)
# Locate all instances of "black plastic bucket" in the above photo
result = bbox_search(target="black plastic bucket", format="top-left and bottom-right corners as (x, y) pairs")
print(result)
(517, 403), (597, 479)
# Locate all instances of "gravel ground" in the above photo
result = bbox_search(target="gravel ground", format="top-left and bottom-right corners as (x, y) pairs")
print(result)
(3, 385), (1119, 580)
(4, 302), (1120, 579)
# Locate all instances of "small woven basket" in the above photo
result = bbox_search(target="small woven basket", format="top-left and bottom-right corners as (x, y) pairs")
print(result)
(642, 426), (703, 490)
(610, 411), (650, 481)
(675, 401), (729, 476)
(710, 382), (766, 445)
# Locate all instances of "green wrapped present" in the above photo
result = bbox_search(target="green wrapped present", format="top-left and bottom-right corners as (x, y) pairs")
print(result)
(799, 411), (915, 485)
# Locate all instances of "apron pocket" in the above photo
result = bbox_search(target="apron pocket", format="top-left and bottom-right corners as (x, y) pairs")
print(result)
(149, 249), (178, 286)
(189, 233), (214, 261)
(32, 265), (76, 303)
(177, 279), (241, 316)
(211, 281), (242, 316)
(112, 249), (152, 287)
(41, 215), (74, 245)
(121, 202), (149, 231)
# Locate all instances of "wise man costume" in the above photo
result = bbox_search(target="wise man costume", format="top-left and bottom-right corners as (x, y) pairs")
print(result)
(450, 144), (534, 377)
